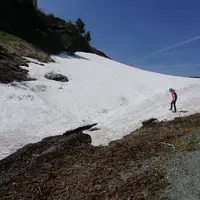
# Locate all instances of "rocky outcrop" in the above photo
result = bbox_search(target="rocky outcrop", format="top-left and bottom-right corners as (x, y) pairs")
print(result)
(0, 45), (35, 83)
(0, 123), (97, 185)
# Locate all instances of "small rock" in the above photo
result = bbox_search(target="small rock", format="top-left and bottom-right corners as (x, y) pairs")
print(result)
(44, 72), (69, 82)
(142, 118), (158, 126)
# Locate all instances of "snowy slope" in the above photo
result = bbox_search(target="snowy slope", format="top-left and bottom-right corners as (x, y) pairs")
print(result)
(1, 52), (200, 159)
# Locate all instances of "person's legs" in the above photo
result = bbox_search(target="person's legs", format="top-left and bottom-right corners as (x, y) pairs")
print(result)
(170, 101), (176, 112)
(170, 101), (173, 110)
(173, 100), (177, 112)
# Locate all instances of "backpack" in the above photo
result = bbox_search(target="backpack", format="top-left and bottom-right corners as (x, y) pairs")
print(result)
(174, 92), (178, 101)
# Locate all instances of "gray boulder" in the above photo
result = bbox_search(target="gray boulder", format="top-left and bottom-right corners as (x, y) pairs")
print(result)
(44, 72), (69, 82)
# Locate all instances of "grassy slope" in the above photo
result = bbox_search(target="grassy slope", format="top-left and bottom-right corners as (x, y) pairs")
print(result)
(0, 31), (20, 41)
(0, 31), (52, 63)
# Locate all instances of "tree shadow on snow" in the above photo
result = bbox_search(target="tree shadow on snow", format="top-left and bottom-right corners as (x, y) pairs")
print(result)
(70, 54), (90, 60)
(57, 53), (71, 59)
(57, 53), (89, 61)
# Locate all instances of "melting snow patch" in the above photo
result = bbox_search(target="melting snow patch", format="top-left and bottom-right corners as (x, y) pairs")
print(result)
(1, 52), (200, 159)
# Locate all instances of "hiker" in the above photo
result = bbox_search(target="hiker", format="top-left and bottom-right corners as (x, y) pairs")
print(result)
(169, 88), (177, 112)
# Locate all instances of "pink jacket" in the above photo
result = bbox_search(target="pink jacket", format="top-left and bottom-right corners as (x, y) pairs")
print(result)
(171, 91), (176, 101)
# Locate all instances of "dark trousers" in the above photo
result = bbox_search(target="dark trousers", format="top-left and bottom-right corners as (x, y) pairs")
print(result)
(170, 100), (177, 112)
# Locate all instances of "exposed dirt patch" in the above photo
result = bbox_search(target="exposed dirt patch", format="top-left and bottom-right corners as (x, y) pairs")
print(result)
(1, 114), (200, 199)
(0, 45), (34, 83)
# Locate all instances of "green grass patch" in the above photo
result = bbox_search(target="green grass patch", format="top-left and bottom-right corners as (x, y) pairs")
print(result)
(0, 31), (23, 42)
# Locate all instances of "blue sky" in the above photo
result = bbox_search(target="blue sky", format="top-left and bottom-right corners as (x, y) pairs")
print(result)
(38, 0), (200, 76)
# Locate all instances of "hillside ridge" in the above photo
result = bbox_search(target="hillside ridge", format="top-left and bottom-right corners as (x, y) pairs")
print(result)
(0, 0), (109, 83)
(0, 0), (109, 57)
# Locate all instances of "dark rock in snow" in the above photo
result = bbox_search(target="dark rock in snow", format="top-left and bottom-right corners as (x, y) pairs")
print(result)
(63, 123), (97, 136)
(142, 118), (158, 126)
(44, 72), (69, 82)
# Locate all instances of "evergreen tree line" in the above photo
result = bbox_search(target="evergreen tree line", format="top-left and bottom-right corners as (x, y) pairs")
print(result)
(0, 0), (94, 55)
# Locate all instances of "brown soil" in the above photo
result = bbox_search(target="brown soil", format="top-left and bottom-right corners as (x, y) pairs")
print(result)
(1, 114), (200, 200)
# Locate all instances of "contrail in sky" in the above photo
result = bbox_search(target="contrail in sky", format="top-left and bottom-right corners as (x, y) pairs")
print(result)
(131, 35), (200, 65)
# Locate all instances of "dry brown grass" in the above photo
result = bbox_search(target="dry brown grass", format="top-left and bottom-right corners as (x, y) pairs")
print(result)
(1, 113), (200, 199)
(0, 31), (52, 63)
